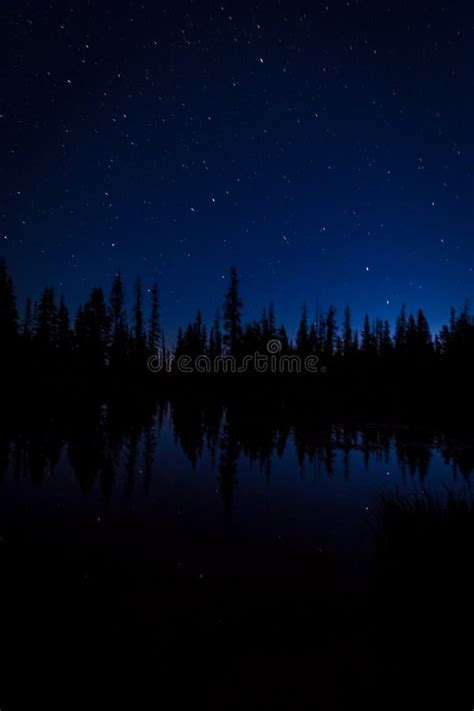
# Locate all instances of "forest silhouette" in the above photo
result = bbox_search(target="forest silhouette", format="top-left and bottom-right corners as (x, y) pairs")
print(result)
(2, 256), (474, 708)
(1, 257), (473, 421)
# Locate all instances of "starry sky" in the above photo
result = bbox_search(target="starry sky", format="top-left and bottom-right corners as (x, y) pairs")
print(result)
(1, 0), (473, 337)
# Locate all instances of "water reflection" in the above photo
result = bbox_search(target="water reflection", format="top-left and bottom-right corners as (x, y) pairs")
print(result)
(1, 396), (473, 709)
(1, 395), (473, 507)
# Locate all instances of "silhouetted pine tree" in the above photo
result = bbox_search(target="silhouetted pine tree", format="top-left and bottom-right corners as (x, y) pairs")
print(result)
(395, 304), (407, 355)
(260, 302), (277, 344)
(308, 320), (318, 354)
(449, 301), (474, 365)
(406, 313), (418, 356)
(449, 307), (457, 334)
(178, 310), (207, 357)
(22, 297), (33, 341)
(268, 302), (276, 338)
(243, 320), (263, 354)
(208, 310), (222, 358)
(193, 309), (207, 354)
(353, 330), (359, 353)
(75, 288), (110, 370)
(57, 295), (73, 360)
(183, 323), (195, 356)
(260, 307), (268, 340)
(132, 276), (146, 362)
(161, 331), (167, 364)
(296, 304), (309, 355)
(175, 327), (185, 358)
(381, 320), (392, 357)
(362, 314), (376, 357)
(324, 306), (337, 358)
(374, 319), (382, 356)
(109, 271), (128, 368)
(317, 305), (327, 352)
(223, 267), (243, 356)
(0, 259), (18, 347)
(343, 305), (352, 357)
(416, 309), (433, 358)
(277, 325), (290, 352)
(34, 287), (58, 353)
(148, 282), (160, 355)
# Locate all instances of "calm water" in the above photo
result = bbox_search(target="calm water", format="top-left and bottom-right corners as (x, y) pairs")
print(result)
(1, 401), (473, 708)
(0, 402), (471, 573)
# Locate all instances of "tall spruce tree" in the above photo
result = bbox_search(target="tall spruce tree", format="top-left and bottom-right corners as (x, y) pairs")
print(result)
(35, 287), (58, 350)
(296, 304), (309, 354)
(343, 305), (352, 357)
(208, 310), (222, 358)
(325, 306), (337, 357)
(22, 297), (33, 341)
(0, 258), (19, 346)
(109, 271), (128, 367)
(148, 282), (160, 355)
(223, 267), (243, 355)
(57, 295), (73, 358)
(132, 275), (146, 360)
(395, 304), (407, 353)
(75, 288), (110, 369)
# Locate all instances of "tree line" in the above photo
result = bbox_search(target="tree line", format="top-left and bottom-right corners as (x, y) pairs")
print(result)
(1, 258), (473, 374)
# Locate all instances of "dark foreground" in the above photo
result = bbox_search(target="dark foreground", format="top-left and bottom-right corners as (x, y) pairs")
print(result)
(0, 390), (473, 709)
(1, 492), (472, 709)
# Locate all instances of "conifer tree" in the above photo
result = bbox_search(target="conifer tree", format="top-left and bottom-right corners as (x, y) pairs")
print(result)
(0, 258), (18, 344)
(132, 275), (146, 359)
(208, 310), (222, 358)
(35, 287), (58, 350)
(148, 282), (160, 355)
(343, 305), (352, 357)
(325, 306), (337, 357)
(109, 271), (128, 366)
(223, 267), (243, 355)
(395, 304), (407, 353)
(296, 304), (309, 355)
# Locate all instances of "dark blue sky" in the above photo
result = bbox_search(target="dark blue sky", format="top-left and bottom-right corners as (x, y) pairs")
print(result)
(1, 0), (473, 337)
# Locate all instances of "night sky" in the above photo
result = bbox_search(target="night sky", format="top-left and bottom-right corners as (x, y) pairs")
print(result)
(1, 1), (473, 337)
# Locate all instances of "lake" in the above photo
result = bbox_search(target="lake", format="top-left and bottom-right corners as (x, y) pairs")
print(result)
(0, 399), (472, 708)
